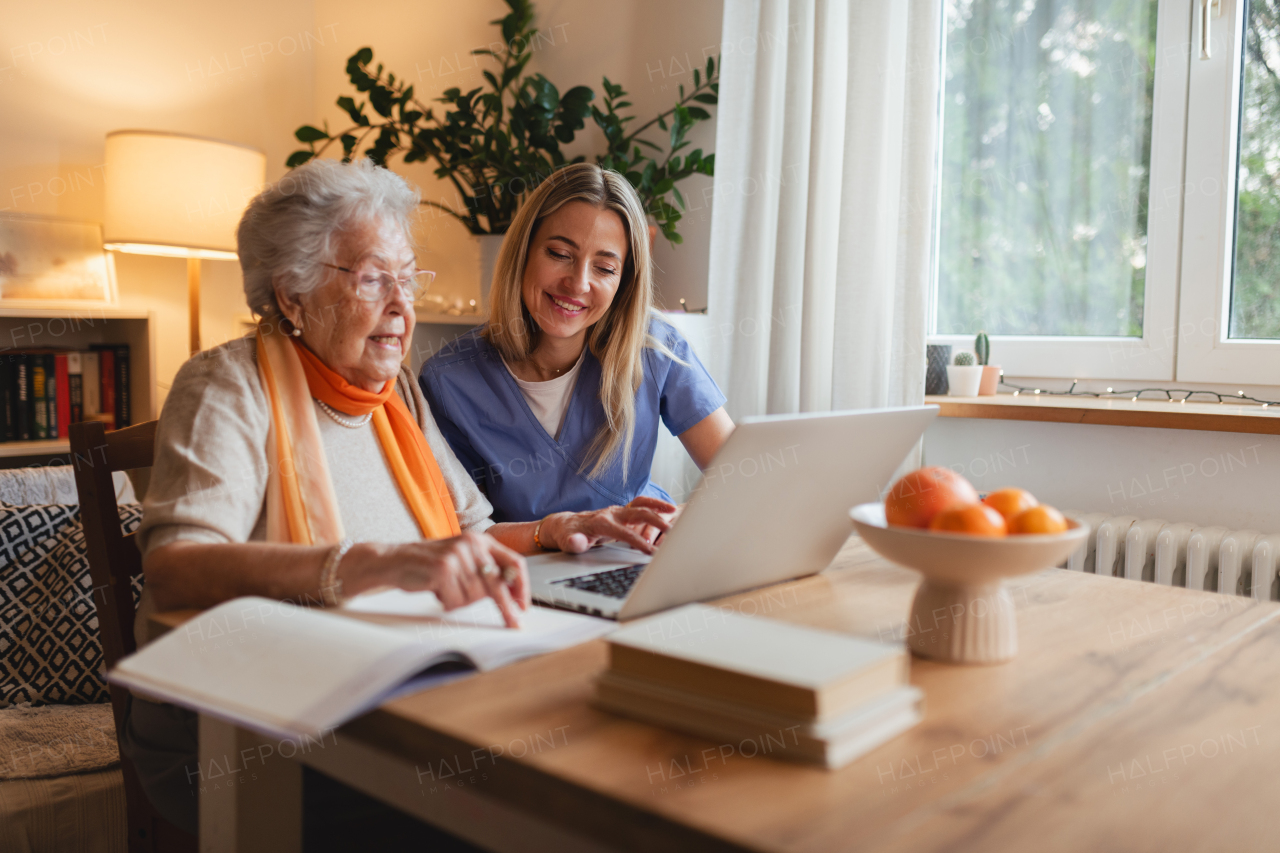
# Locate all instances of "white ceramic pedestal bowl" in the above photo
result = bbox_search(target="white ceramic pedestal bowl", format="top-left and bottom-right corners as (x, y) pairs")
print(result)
(849, 503), (1089, 665)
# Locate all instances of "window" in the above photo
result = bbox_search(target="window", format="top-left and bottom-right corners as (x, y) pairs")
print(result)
(931, 1), (1277, 385)
(1179, 0), (1280, 384)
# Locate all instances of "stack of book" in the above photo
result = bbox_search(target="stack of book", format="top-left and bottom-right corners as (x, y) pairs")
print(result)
(594, 604), (923, 769)
(0, 344), (130, 442)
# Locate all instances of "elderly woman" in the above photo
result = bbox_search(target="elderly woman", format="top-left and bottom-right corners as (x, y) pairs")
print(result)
(419, 164), (733, 545)
(122, 158), (673, 842)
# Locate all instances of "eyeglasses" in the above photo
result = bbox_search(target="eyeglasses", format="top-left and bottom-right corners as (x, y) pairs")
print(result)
(322, 262), (437, 302)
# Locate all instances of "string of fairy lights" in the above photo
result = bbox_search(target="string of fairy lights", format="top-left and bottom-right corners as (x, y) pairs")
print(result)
(997, 378), (1280, 409)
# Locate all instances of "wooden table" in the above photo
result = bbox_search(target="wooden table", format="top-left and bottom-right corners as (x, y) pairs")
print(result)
(182, 536), (1280, 852)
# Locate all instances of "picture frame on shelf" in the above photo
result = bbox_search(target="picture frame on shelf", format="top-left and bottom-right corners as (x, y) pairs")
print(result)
(0, 214), (118, 308)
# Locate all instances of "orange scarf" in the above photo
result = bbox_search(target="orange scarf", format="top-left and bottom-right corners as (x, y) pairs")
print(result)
(256, 323), (461, 545)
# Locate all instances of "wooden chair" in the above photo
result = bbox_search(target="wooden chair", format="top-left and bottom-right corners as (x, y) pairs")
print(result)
(70, 419), (197, 853)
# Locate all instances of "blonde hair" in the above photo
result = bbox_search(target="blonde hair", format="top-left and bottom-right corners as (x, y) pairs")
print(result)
(484, 163), (657, 478)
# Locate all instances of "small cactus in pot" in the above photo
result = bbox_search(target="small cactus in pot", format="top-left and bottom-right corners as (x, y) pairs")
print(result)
(974, 330), (1001, 395)
(946, 351), (983, 395)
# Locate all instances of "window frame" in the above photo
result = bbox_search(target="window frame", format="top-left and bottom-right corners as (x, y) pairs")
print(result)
(1174, 0), (1280, 384)
(928, 0), (1197, 382)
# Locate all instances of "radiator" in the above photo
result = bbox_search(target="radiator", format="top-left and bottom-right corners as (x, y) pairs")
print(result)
(1060, 512), (1280, 602)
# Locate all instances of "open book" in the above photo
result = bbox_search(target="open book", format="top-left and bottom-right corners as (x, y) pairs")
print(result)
(109, 592), (614, 740)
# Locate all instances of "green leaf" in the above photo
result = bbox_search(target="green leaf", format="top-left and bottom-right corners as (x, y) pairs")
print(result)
(341, 134), (358, 157)
(285, 150), (314, 167)
(560, 85), (594, 113)
(693, 93), (718, 105)
(294, 125), (328, 143)
(673, 186), (685, 210)
(686, 106), (711, 121)
(355, 47), (373, 65)
(370, 85), (395, 118)
(708, 56), (715, 78)
(336, 96), (366, 125)
(657, 114), (668, 131)
(634, 138), (662, 151)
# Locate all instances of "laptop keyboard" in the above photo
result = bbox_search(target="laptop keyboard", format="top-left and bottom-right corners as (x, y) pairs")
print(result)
(552, 564), (646, 599)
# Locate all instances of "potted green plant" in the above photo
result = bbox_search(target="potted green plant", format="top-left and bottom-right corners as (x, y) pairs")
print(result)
(975, 331), (1001, 395)
(947, 352), (983, 397)
(287, 0), (718, 306)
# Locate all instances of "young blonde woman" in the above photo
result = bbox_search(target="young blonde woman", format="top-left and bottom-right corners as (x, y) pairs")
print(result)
(419, 163), (733, 551)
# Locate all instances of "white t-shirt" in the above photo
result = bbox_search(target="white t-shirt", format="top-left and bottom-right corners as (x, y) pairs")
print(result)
(505, 350), (586, 440)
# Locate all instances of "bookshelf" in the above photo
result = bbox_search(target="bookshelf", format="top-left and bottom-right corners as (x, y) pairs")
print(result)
(0, 306), (156, 462)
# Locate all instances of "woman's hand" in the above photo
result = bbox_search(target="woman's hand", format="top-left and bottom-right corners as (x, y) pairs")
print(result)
(629, 497), (683, 546)
(346, 531), (529, 628)
(540, 497), (677, 555)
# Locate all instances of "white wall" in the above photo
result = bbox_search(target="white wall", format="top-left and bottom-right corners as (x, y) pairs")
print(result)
(1, 0), (723, 410)
(924, 419), (1280, 533)
(0, 0), (326, 406)
(309, 0), (722, 313)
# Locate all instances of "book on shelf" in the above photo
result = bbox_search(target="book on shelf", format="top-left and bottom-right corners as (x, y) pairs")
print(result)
(91, 343), (129, 429)
(66, 352), (84, 431)
(0, 344), (130, 443)
(82, 350), (100, 427)
(0, 354), (13, 442)
(31, 355), (48, 440)
(593, 604), (922, 769)
(55, 353), (69, 440)
(108, 591), (615, 741)
(95, 345), (115, 432)
(13, 354), (31, 441)
(44, 353), (58, 440)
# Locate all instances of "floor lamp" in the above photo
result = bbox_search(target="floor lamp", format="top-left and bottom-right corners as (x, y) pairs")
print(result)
(103, 130), (266, 355)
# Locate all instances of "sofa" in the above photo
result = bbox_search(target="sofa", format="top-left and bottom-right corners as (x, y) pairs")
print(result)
(0, 464), (139, 853)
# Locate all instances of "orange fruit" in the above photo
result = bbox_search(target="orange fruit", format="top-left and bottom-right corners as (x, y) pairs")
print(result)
(1008, 504), (1069, 535)
(982, 487), (1039, 522)
(928, 503), (1008, 537)
(885, 467), (980, 529)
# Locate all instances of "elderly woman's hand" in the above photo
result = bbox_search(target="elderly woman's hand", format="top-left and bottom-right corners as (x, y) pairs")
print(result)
(539, 497), (677, 555)
(350, 531), (529, 627)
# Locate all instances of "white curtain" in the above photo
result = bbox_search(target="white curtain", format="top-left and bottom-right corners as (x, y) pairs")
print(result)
(706, 0), (942, 418)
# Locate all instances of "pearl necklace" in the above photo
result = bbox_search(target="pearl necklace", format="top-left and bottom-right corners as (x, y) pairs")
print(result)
(316, 399), (372, 429)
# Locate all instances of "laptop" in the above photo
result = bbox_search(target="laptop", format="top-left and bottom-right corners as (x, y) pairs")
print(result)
(528, 405), (938, 621)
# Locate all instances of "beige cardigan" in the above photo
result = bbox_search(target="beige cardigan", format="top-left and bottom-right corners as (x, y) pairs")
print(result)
(135, 335), (494, 642)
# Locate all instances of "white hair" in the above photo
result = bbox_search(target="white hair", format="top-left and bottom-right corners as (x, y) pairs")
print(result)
(237, 157), (420, 317)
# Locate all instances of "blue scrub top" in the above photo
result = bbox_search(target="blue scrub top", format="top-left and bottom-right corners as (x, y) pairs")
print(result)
(419, 317), (726, 523)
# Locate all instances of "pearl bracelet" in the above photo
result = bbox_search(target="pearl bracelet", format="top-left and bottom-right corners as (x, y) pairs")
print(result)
(320, 538), (354, 607)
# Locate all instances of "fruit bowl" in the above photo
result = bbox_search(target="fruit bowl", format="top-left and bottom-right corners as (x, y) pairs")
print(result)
(849, 502), (1089, 665)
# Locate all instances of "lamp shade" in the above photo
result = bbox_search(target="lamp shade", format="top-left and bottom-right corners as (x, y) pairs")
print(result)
(103, 130), (266, 260)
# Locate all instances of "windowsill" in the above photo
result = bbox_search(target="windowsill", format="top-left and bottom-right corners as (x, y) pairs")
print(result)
(925, 393), (1280, 435)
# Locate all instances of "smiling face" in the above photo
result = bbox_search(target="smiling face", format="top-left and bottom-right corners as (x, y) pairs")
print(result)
(520, 200), (630, 343)
(275, 218), (417, 392)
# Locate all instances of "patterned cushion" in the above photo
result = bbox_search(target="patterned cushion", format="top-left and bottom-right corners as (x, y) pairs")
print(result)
(0, 503), (143, 708)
